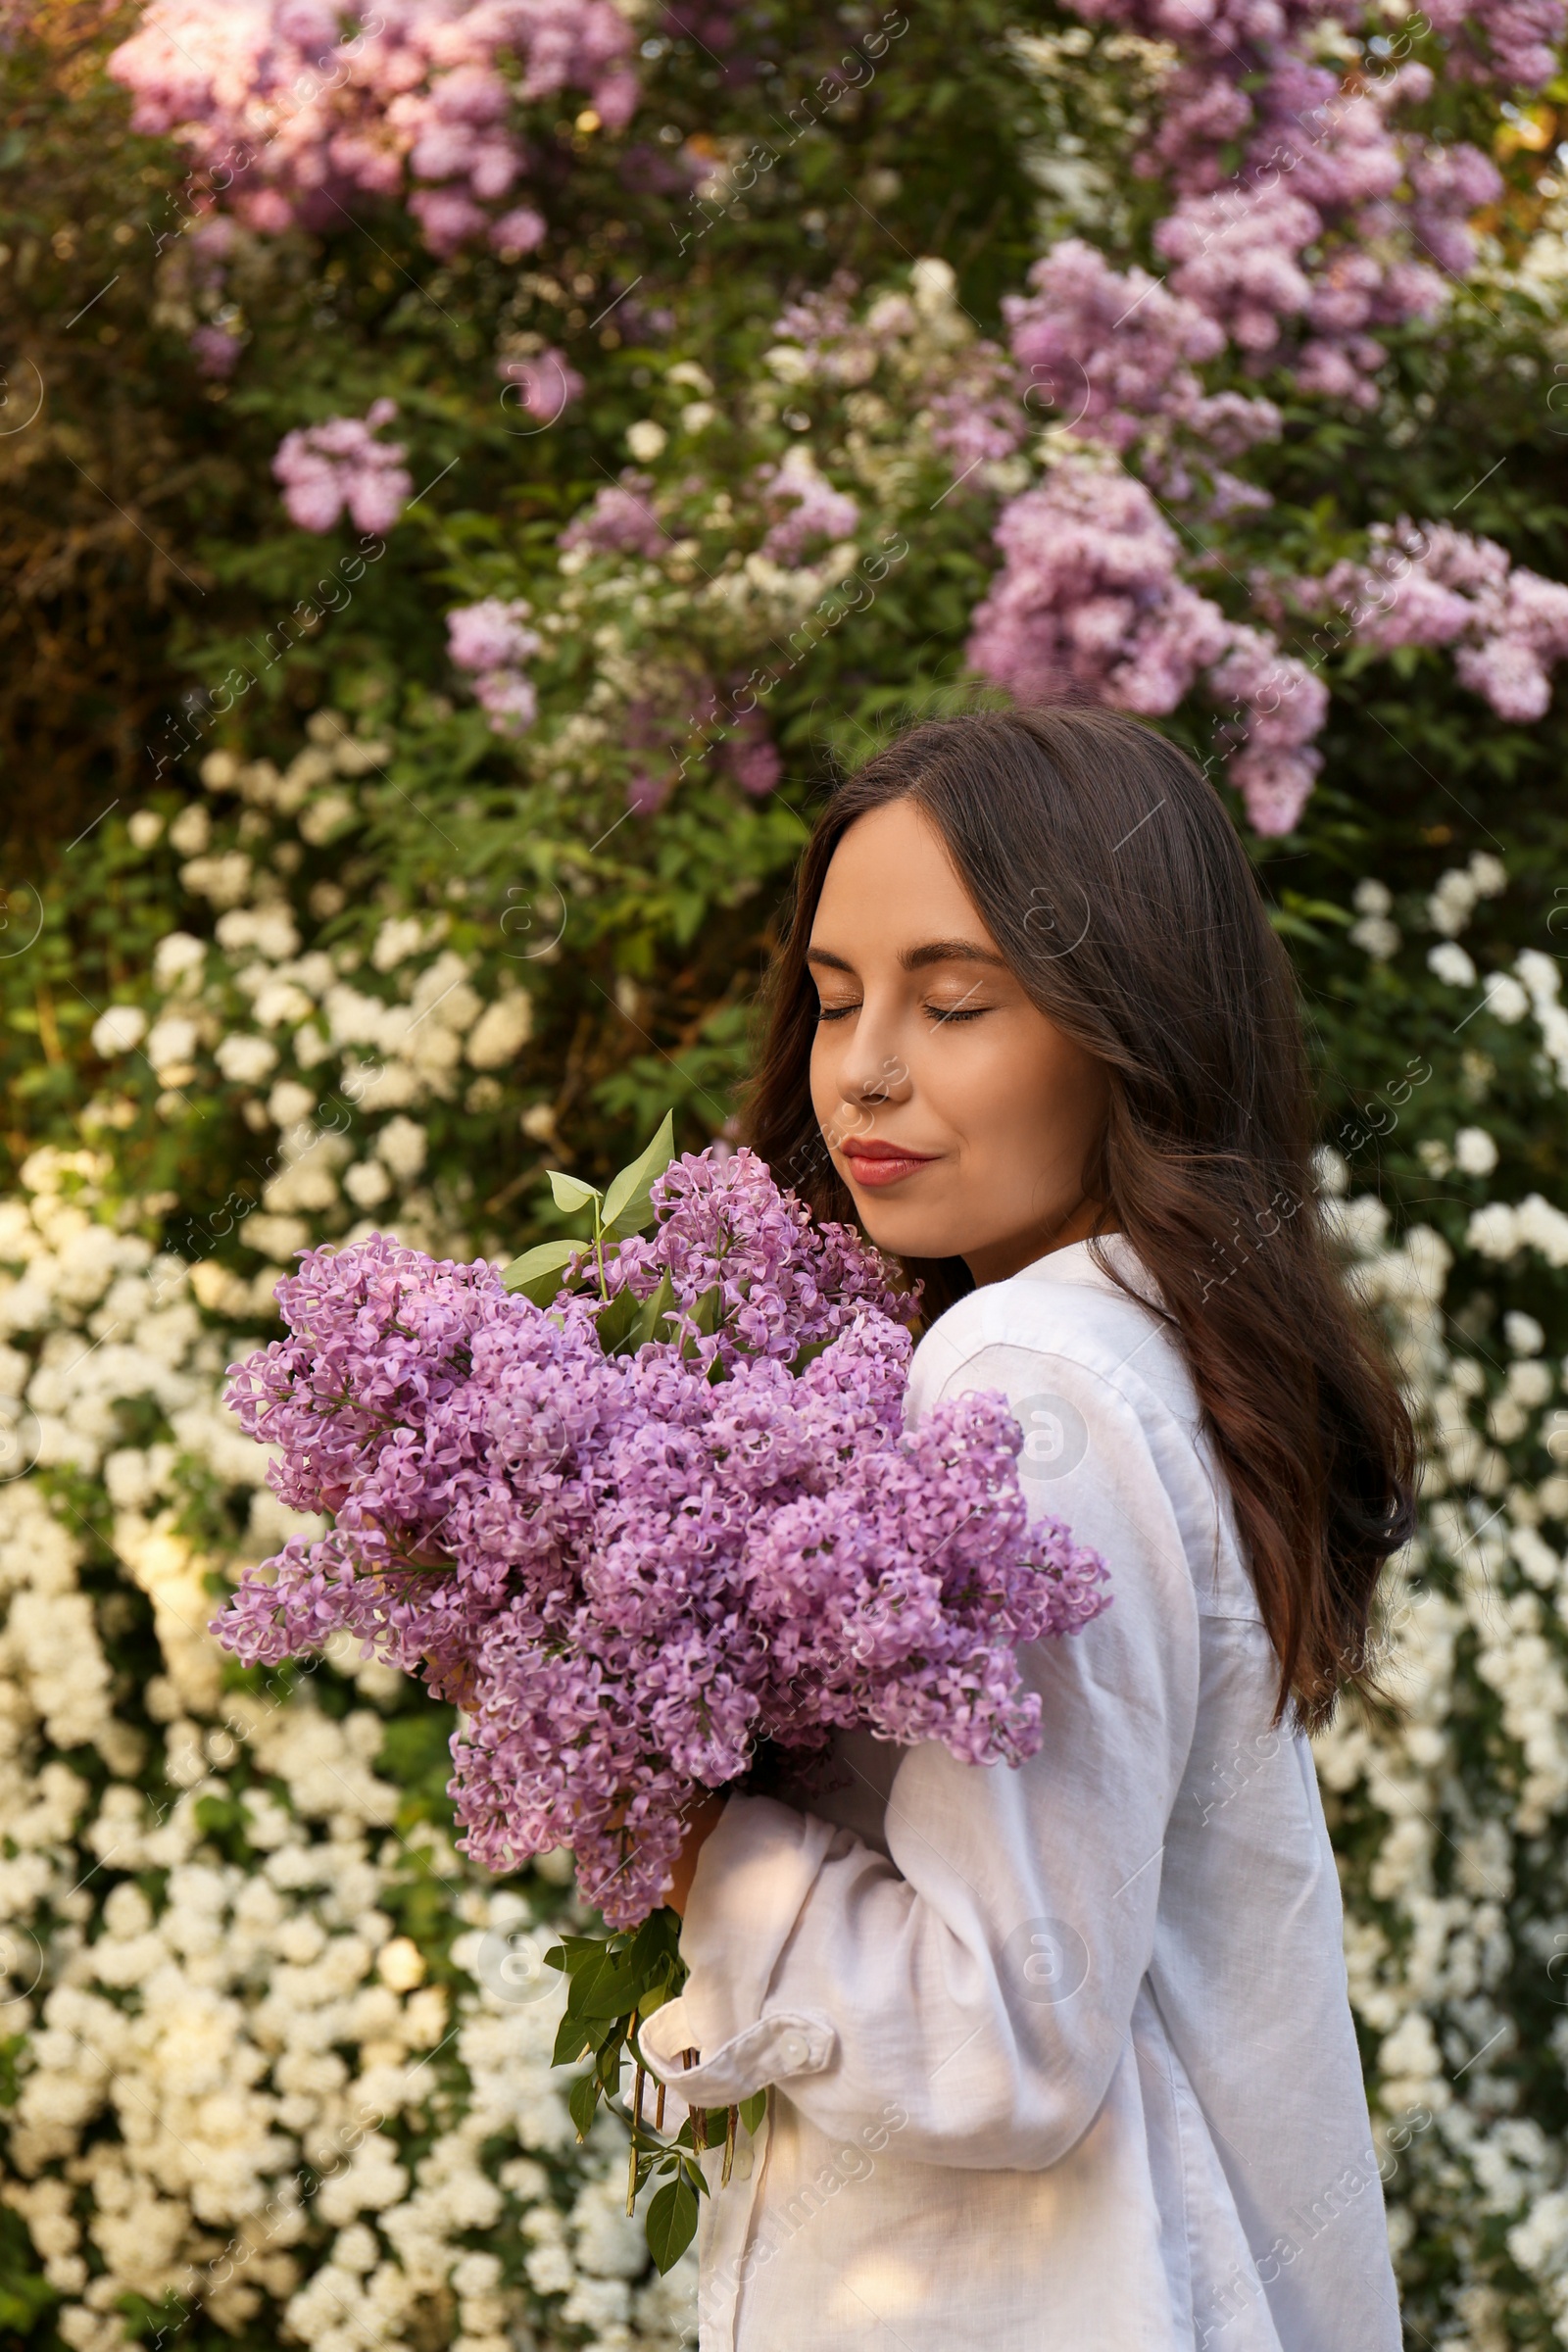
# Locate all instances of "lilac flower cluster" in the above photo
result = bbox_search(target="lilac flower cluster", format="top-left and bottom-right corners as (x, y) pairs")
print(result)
(271, 399), (413, 535)
(558, 470), (667, 562)
(757, 448), (861, 564)
(924, 339), (1030, 472)
(715, 711), (784, 799)
(1003, 238), (1281, 507)
(966, 458), (1326, 835)
(1422, 0), (1565, 86)
(497, 345), (584, 426)
(110, 0), (638, 258)
(445, 596), (542, 735)
(216, 1150), (1110, 1925)
(1290, 522), (1568, 724)
(1058, 0), (1518, 408)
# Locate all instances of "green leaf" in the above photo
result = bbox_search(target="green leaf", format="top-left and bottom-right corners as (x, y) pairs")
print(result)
(549, 1169), (602, 1213)
(500, 1238), (582, 1298)
(550, 1933), (615, 1968)
(633, 1267), (678, 1348)
(789, 1335), (834, 1375)
(568, 2069), (602, 2143)
(601, 1109), (676, 1238)
(574, 1951), (652, 2022)
(739, 2089), (768, 2135)
(646, 2176), (700, 2274)
(565, 1940), (636, 2015)
(688, 1284), (723, 1338)
(552, 2010), (593, 2068)
(593, 1281), (646, 1354)
(628, 1906), (684, 1973)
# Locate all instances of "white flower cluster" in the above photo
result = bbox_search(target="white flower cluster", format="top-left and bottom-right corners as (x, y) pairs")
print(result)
(1317, 1190), (1568, 2335)
(0, 1148), (696, 2349)
(83, 713), (542, 1320)
(526, 279), (1001, 806)
(16, 699), (1568, 2342)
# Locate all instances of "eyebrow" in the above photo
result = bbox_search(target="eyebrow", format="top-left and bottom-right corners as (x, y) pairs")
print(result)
(806, 939), (1008, 973)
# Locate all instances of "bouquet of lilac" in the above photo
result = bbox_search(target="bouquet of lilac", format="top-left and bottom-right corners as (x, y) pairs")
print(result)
(215, 1121), (1109, 2260)
(219, 1122), (1109, 1914)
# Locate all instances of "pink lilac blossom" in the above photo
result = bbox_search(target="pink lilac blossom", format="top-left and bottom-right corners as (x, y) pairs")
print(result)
(1291, 521), (1568, 723)
(271, 397), (413, 532)
(446, 596), (541, 735)
(1422, 0), (1564, 84)
(1003, 238), (1281, 490)
(190, 321), (245, 376)
(757, 447), (860, 563)
(968, 460), (1229, 714)
(498, 344), (583, 424)
(109, 0), (639, 258)
(968, 457), (1325, 834)
(215, 1152), (1110, 1924)
(716, 711), (783, 798)
(1061, 0), (1525, 406)
(559, 470), (666, 561)
(925, 340), (1029, 471)
(1207, 622), (1327, 836)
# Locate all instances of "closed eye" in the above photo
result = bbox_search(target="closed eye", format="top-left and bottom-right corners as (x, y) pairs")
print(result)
(926, 1002), (992, 1024)
(814, 1001), (860, 1022)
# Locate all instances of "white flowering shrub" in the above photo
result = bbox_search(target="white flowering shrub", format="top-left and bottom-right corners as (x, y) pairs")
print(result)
(6, 709), (1568, 2351)
(1311, 1185), (1568, 2346)
(0, 726), (1563, 2352)
(10, 0), (1568, 2336)
(0, 746), (702, 2349)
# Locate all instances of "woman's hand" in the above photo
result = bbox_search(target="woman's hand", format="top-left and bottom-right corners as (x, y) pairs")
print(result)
(666, 1790), (727, 1918)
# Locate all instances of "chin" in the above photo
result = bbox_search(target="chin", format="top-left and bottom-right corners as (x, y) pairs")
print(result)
(850, 1200), (968, 1263)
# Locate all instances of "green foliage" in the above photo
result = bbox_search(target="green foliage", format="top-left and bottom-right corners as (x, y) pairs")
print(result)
(5, 2), (1568, 2342)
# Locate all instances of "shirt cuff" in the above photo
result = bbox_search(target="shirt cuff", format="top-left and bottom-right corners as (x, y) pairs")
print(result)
(637, 1794), (841, 2103)
(639, 2006), (835, 2105)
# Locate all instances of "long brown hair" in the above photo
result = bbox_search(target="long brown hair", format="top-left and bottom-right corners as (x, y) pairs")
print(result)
(746, 707), (1414, 1729)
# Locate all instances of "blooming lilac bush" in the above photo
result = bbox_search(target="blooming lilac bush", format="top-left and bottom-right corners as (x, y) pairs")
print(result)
(10, 0), (1568, 2335)
(109, 0), (639, 255)
(966, 457), (1329, 834)
(272, 398), (414, 535)
(445, 596), (542, 735)
(1061, 0), (1522, 403)
(217, 1148), (1110, 1929)
(1282, 521), (1568, 724)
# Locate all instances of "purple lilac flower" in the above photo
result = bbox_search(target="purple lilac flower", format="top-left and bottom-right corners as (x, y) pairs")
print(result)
(216, 1150), (1111, 1926)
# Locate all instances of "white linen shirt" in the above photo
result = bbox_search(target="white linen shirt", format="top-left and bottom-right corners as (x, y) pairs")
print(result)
(640, 1238), (1402, 2352)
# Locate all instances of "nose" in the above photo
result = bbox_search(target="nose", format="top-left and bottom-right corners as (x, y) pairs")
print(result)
(836, 1026), (913, 1119)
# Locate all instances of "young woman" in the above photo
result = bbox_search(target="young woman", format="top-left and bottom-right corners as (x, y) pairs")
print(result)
(637, 708), (1414, 2352)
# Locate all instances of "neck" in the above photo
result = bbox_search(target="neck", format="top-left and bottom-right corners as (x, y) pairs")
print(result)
(962, 1194), (1108, 1289)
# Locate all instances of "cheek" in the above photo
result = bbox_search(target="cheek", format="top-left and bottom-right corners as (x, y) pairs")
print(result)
(809, 1019), (865, 1121)
(927, 1025), (1023, 1129)
(808, 1032), (837, 1122)
(936, 1021), (1094, 1173)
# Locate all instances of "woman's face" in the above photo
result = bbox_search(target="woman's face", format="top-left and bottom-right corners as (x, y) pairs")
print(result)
(808, 798), (1111, 1287)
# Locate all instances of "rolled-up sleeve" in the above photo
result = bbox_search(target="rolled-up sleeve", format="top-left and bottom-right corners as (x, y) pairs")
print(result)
(639, 1341), (1205, 2171)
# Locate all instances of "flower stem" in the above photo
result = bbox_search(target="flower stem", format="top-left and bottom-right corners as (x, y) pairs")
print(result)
(627, 2035), (645, 2217)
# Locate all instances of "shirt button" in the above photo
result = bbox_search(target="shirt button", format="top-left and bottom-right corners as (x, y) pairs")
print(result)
(778, 2032), (808, 2068)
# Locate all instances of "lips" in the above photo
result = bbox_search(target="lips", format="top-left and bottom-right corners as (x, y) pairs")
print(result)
(841, 1140), (939, 1190)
